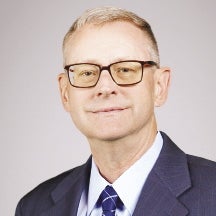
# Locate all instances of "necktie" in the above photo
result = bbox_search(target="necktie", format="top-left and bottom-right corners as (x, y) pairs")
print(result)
(98, 185), (123, 216)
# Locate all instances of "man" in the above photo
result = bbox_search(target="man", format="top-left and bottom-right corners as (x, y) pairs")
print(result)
(16, 7), (216, 216)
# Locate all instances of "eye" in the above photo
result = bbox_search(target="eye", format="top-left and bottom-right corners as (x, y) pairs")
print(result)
(119, 67), (131, 72)
(80, 71), (95, 76)
(117, 67), (135, 74)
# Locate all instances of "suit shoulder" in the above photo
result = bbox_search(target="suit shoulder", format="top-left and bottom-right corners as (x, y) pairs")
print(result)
(27, 163), (85, 196)
(187, 154), (216, 169)
(16, 163), (86, 215)
(186, 154), (216, 187)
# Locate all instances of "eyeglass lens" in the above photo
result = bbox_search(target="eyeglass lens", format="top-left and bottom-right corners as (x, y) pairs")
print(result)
(67, 61), (143, 87)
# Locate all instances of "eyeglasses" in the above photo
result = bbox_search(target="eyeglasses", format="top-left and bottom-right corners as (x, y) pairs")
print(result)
(64, 60), (158, 88)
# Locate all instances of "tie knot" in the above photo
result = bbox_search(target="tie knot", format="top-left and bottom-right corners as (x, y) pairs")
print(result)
(97, 185), (123, 216)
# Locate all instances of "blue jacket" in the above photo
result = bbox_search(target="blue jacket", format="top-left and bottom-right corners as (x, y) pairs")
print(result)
(15, 132), (216, 215)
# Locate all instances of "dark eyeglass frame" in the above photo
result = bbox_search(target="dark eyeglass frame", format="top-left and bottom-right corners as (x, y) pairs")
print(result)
(64, 60), (158, 88)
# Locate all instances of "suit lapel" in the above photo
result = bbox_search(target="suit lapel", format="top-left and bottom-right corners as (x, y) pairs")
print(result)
(40, 157), (91, 216)
(133, 132), (191, 216)
(39, 133), (191, 216)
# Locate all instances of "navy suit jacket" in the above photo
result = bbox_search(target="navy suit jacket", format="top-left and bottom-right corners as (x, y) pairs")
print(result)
(15, 132), (216, 215)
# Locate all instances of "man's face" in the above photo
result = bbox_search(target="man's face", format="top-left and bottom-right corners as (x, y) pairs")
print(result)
(59, 21), (170, 143)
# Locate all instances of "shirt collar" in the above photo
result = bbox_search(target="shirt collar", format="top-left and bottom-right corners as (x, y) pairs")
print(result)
(87, 132), (163, 215)
(87, 158), (109, 215)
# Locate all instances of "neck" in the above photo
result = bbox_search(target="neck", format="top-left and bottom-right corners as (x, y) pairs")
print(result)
(88, 116), (157, 183)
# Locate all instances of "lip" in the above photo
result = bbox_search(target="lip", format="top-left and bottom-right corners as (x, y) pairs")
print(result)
(92, 107), (127, 113)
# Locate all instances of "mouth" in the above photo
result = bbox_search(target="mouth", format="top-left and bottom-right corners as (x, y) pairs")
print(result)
(92, 107), (127, 114)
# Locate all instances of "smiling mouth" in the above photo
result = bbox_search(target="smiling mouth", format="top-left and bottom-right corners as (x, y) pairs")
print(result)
(92, 107), (126, 114)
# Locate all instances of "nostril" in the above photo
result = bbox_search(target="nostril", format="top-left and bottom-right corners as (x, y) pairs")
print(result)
(97, 88), (117, 97)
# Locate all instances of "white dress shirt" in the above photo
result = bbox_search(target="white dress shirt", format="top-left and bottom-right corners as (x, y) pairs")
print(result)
(77, 132), (163, 215)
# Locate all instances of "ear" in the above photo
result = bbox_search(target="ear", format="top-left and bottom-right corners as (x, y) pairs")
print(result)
(58, 73), (71, 112)
(154, 67), (171, 107)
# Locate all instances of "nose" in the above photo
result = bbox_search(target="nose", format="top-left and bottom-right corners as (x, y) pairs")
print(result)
(95, 69), (118, 97)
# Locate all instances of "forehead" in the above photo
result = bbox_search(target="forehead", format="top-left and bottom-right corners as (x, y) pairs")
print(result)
(63, 21), (152, 65)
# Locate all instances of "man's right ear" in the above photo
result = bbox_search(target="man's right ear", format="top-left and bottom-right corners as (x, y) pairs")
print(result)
(58, 73), (70, 112)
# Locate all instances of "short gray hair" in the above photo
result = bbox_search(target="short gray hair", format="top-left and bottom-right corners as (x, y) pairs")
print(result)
(63, 7), (160, 64)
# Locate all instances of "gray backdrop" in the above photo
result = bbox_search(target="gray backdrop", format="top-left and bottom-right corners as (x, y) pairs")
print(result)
(1, 0), (216, 215)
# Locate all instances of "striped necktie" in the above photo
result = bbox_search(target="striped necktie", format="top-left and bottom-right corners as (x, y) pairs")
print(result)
(98, 185), (123, 216)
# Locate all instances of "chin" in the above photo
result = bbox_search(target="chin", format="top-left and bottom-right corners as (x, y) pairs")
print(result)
(89, 129), (130, 142)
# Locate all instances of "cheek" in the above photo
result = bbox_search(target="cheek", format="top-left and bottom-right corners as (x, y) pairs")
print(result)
(133, 78), (155, 114)
(137, 75), (155, 102)
(67, 90), (89, 124)
(135, 91), (154, 114)
(67, 90), (83, 117)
